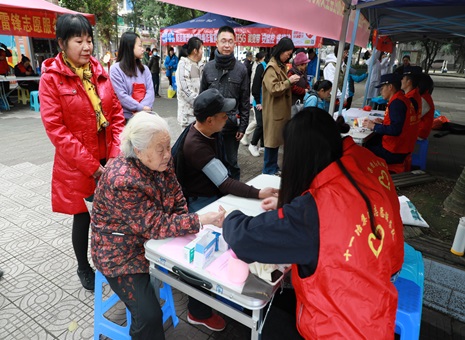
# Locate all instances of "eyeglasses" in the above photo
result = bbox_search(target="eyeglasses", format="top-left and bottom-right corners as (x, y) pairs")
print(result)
(219, 39), (235, 46)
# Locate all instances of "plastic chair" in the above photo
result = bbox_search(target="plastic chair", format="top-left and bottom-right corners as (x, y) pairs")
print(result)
(17, 87), (30, 105)
(394, 277), (423, 340)
(94, 270), (131, 340)
(30, 91), (40, 112)
(411, 139), (429, 170)
(94, 270), (179, 340)
(399, 243), (425, 291)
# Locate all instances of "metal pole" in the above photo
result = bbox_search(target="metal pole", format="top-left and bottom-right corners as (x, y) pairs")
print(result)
(338, 8), (361, 117)
(328, 4), (352, 116)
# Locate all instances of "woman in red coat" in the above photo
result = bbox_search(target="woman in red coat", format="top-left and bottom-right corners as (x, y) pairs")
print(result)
(39, 14), (125, 291)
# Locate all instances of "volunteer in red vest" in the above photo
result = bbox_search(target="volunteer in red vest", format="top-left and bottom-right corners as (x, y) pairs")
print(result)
(401, 66), (422, 125)
(223, 108), (401, 339)
(362, 73), (419, 164)
(417, 73), (435, 139)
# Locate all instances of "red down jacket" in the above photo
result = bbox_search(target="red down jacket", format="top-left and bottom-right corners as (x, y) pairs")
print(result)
(40, 53), (125, 215)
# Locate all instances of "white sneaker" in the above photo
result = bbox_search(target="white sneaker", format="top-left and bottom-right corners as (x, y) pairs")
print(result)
(248, 144), (260, 157)
(240, 135), (249, 146)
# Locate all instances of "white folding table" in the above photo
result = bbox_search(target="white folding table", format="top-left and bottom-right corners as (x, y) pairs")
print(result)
(145, 174), (282, 340)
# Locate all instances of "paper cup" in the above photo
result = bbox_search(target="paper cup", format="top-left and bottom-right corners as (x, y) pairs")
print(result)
(358, 117), (366, 127)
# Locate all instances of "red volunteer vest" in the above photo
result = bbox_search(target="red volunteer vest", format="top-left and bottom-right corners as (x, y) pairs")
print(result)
(292, 147), (398, 339)
(382, 91), (419, 154)
(418, 91), (435, 139)
(405, 87), (422, 121)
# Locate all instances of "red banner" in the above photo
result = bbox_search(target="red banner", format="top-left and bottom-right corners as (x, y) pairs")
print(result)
(161, 27), (322, 48)
(235, 27), (322, 48)
(0, 9), (57, 38)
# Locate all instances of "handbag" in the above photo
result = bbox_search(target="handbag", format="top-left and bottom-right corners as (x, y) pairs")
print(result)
(291, 99), (304, 118)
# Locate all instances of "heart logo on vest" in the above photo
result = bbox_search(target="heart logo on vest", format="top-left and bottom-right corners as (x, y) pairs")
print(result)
(368, 225), (385, 258)
(378, 170), (391, 191)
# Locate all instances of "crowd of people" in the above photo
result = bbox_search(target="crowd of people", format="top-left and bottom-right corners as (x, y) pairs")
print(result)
(32, 12), (439, 340)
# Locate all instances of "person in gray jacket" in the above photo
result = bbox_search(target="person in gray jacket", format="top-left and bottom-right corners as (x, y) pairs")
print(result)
(200, 26), (250, 180)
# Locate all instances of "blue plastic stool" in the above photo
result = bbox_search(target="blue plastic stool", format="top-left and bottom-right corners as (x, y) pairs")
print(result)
(394, 277), (423, 340)
(94, 270), (131, 340)
(399, 243), (425, 291)
(411, 139), (428, 170)
(158, 268), (180, 327)
(30, 91), (40, 112)
(94, 270), (179, 340)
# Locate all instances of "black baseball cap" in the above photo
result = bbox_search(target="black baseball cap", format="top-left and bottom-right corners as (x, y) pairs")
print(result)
(376, 73), (401, 88)
(194, 89), (236, 121)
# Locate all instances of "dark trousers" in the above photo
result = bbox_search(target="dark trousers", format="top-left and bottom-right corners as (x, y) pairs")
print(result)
(365, 134), (408, 164)
(223, 132), (241, 180)
(152, 73), (160, 96)
(346, 96), (353, 110)
(72, 212), (91, 271)
(106, 273), (165, 340)
(167, 74), (173, 87)
(251, 107), (264, 147)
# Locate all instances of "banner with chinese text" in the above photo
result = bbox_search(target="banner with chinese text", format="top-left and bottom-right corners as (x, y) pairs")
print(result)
(0, 9), (57, 38)
(161, 27), (322, 48)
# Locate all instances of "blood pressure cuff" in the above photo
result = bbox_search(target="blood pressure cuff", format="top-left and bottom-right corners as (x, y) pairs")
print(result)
(202, 158), (228, 187)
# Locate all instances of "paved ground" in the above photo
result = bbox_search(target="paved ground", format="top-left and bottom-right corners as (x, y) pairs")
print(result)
(0, 75), (464, 339)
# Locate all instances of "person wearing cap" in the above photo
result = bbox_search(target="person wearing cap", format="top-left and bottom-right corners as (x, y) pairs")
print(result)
(288, 52), (311, 105)
(401, 66), (423, 123)
(200, 26), (250, 181)
(362, 73), (419, 165)
(91, 111), (227, 338)
(181, 88), (278, 213)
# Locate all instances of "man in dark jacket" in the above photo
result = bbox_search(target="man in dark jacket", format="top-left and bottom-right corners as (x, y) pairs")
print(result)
(148, 48), (161, 97)
(200, 26), (250, 180)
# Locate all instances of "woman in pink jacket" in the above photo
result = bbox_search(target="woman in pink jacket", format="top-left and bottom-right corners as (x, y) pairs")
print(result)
(39, 14), (125, 291)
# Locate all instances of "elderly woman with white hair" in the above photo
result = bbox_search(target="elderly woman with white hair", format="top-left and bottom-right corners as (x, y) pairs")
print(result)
(91, 112), (226, 339)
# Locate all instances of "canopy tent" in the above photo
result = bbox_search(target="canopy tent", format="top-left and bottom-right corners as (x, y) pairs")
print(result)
(358, 0), (465, 43)
(0, 0), (96, 39)
(160, 13), (242, 46)
(157, 1), (371, 48)
(235, 23), (323, 48)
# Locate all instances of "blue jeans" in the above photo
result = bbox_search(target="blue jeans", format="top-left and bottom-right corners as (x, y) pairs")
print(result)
(263, 147), (279, 174)
(222, 132), (240, 180)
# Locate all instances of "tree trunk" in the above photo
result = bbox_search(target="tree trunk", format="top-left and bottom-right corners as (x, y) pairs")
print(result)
(444, 167), (465, 215)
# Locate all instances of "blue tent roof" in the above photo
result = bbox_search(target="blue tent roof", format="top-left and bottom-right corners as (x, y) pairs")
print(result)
(357, 0), (465, 41)
(162, 12), (242, 30)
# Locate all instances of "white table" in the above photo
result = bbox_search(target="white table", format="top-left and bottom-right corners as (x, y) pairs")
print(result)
(0, 75), (41, 110)
(145, 174), (282, 340)
(341, 107), (385, 145)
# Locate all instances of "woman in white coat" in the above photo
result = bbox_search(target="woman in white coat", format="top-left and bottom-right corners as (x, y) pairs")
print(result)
(365, 50), (382, 104)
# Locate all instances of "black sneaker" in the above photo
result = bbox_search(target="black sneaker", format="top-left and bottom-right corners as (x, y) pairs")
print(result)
(77, 268), (95, 291)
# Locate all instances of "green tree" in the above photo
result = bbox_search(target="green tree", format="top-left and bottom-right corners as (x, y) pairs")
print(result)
(60, 0), (118, 53)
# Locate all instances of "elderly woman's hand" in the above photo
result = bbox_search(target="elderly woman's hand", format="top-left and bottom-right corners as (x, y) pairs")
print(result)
(198, 206), (226, 228)
(258, 187), (279, 199)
